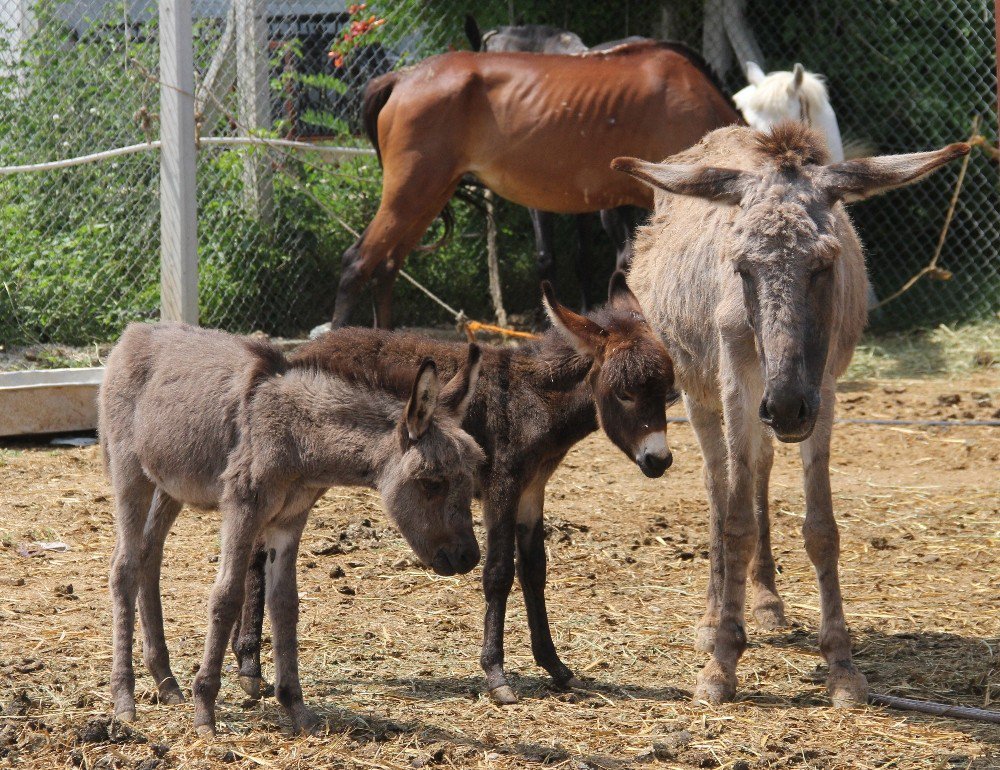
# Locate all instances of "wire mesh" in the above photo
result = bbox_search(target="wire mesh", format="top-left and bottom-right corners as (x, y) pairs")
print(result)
(0, 0), (996, 361)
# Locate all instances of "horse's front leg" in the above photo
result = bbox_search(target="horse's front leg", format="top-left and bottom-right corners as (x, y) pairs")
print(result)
(600, 207), (634, 272)
(693, 384), (760, 704)
(514, 474), (576, 688)
(530, 209), (557, 289)
(801, 377), (867, 707)
(480, 484), (519, 704)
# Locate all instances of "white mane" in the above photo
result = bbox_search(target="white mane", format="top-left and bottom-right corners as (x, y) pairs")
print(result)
(733, 63), (844, 162)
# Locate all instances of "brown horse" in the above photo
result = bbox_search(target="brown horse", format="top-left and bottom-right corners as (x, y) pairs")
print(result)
(333, 41), (741, 328)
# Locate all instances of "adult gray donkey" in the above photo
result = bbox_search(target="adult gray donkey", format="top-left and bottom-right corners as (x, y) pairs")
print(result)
(616, 122), (967, 705)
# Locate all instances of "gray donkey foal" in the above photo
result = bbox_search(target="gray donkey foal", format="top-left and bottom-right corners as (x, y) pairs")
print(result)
(617, 123), (967, 705)
(100, 322), (484, 736)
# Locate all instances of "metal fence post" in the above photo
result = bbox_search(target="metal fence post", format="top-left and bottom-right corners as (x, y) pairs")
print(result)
(235, 0), (273, 224)
(159, 0), (198, 324)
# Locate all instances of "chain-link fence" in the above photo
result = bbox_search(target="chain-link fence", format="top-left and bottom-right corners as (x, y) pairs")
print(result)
(0, 0), (996, 361)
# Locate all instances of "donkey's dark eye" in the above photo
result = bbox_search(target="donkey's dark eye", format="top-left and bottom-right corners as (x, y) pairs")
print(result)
(810, 265), (833, 282)
(615, 390), (635, 403)
(418, 477), (448, 497)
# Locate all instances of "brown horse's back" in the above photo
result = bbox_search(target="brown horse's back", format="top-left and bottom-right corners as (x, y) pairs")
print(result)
(378, 43), (740, 212)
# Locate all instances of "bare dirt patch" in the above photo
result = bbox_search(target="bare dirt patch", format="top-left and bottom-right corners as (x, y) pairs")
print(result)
(1, 374), (998, 769)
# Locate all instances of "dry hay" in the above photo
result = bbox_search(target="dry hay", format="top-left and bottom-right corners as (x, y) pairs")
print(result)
(0, 374), (998, 769)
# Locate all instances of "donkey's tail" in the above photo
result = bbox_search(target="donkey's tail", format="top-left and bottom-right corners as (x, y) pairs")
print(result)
(362, 71), (398, 166)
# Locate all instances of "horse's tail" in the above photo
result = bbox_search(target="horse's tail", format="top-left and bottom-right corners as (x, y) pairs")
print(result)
(362, 71), (397, 166)
(414, 185), (489, 253)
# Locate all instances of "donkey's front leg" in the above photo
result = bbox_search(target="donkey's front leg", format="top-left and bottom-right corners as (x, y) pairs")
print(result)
(801, 380), (867, 707)
(230, 545), (270, 700)
(515, 477), (576, 688)
(192, 497), (265, 737)
(685, 397), (728, 653)
(264, 510), (323, 734)
(693, 390), (759, 704)
(749, 435), (786, 630)
(480, 487), (518, 704)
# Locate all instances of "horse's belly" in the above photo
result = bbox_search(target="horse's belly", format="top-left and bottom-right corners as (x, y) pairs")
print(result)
(474, 162), (651, 213)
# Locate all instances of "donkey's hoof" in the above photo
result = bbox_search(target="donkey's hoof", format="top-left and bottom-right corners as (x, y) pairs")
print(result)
(158, 689), (185, 706)
(114, 708), (136, 723)
(752, 601), (787, 631)
(195, 723), (217, 739)
(489, 685), (518, 705)
(692, 661), (737, 705)
(694, 625), (717, 654)
(238, 675), (269, 700)
(828, 666), (868, 708)
(291, 706), (324, 736)
(561, 676), (584, 690)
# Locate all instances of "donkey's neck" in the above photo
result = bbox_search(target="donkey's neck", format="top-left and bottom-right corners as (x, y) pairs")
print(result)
(518, 332), (600, 443)
(261, 369), (400, 489)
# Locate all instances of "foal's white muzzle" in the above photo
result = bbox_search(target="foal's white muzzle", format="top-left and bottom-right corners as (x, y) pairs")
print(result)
(635, 430), (672, 478)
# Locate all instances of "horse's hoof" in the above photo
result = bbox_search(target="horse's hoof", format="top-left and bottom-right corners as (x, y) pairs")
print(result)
(828, 666), (868, 708)
(238, 675), (266, 700)
(694, 625), (717, 653)
(692, 661), (736, 705)
(752, 601), (787, 631)
(562, 676), (584, 690)
(489, 685), (518, 705)
(309, 323), (332, 340)
(195, 723), (217, 738)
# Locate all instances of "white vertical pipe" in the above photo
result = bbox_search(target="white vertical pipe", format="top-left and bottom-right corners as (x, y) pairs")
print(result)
(159, 0), (198, 324)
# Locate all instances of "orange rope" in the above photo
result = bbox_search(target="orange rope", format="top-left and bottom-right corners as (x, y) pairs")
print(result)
(462, 320), (540, 342)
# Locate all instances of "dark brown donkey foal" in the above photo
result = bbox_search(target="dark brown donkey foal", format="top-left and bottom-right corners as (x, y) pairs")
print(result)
(233, 273), (678, 704)
(101, 323), (484, 736)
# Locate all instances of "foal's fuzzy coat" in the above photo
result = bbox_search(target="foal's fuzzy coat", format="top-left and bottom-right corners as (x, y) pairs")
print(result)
(234, 276), (678, 704)
(101, 322), (484, 735)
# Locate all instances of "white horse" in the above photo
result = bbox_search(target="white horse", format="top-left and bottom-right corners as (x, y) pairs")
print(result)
(734, 62), (845, 162)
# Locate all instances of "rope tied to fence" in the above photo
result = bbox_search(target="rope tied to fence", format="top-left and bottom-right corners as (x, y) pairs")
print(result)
(870, 115), (983, 311)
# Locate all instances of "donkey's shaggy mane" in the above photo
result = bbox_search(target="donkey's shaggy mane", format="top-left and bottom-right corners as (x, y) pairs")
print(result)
(755, 121), (830, 169)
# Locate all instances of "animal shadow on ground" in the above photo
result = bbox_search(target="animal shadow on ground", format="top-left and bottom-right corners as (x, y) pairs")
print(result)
(755, 626), (1000, 737)
(241, 690), (642, 769)
(327, 672), (689, 705)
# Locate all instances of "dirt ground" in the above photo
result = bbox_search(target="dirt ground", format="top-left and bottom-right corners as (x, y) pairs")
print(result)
(1, 372), (998, 770)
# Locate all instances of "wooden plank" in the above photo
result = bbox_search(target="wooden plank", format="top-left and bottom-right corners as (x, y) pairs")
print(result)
(0, 368), (103, 437)
(159, 0), (199, 324)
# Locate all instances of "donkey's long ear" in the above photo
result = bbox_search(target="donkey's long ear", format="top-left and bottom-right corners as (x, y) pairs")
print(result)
(819, 143), (969, 203)
(608, 270), (645, 317)
(745, 60), (765, 86)
(612, 158), (759, 204)
(439, 343), (481, 420)
(542, 281), (608, 357)
(404, 359), (440, 440)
